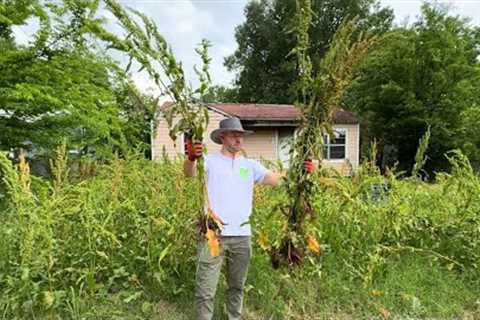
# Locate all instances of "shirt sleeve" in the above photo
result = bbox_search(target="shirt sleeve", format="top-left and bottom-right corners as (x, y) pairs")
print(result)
(251, 159), (268, 184)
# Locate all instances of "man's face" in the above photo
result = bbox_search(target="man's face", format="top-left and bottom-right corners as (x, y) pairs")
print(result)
(221, 131), (244, 153)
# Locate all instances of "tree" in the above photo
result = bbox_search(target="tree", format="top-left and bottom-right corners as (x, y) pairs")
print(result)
(225, 0), (393, 103)
(0, 46), (125, 157)
(348, 4), (480, 174)
(111, 81), (158, 159)
(0, 0), (151, 159)
(459, 106), (480, 170)
(202, 85), (239, 103)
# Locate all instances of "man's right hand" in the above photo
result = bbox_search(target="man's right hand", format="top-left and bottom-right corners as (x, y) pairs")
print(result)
(185, 139), (203, 161)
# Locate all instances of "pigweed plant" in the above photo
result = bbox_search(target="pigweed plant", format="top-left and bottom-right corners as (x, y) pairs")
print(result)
(96, 0), (221, 255)
(0, 148), (200, 318)
(268, 0), (378, 268)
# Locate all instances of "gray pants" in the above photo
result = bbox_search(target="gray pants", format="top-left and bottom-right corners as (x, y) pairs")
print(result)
(194, 236), (251, 320)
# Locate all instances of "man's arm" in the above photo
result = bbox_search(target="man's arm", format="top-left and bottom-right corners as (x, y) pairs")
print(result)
(260, 171), (286, 187)
(260, 160), (316, 187)
(183, 140), (203, 177)
(184, 159), (197, 177)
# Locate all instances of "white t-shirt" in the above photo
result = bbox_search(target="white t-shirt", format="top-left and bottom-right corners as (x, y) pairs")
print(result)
(204, 153), (268, 236)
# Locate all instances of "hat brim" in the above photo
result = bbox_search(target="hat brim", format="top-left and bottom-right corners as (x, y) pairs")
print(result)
(210, 128), (254, 144)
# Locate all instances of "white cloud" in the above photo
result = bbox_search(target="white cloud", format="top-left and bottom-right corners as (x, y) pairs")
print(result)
(11, 18), (40, 46)
(130, 72), (161, 95)
(113, 0), (245, 89)
(380, 0), (480, 26)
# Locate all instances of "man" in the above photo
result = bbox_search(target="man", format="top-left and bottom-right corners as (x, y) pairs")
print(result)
(184, 117), (315, 320)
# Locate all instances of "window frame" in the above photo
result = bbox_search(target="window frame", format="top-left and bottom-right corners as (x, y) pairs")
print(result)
(323, 128), (347, 161)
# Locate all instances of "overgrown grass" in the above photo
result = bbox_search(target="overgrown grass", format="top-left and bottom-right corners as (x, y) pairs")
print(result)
(0, 150), (479, 319)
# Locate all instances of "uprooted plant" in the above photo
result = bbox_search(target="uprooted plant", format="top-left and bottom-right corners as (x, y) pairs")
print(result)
(268, 0), (378, 268)
(96, 0), (222, 255)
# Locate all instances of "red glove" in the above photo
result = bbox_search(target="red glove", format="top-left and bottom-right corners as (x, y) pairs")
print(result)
(185, 139), (203, 161)
(303, 159), (315, 174)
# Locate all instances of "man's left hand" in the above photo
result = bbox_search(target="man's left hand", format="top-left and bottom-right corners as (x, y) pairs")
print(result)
(303, 159), (315, 174)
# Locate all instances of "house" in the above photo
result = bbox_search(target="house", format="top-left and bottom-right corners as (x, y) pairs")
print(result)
(152, 103), (360, 173)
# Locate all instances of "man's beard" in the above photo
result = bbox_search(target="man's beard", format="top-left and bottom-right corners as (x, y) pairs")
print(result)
(226, 144), (240, 153)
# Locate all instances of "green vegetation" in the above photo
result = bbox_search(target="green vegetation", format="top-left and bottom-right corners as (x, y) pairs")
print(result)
(349, 4), (480, 174)
(0, 149), (478, 319)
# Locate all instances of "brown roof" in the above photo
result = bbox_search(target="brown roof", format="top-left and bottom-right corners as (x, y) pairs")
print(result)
(160, 102), (358, 124)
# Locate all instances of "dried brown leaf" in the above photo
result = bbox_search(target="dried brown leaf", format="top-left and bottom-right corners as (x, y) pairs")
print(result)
(206, 229), (219, 257)
(306, 235), (320, 253)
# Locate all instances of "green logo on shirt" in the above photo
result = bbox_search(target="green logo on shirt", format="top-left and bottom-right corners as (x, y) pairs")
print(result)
(239, 166), (250, 180)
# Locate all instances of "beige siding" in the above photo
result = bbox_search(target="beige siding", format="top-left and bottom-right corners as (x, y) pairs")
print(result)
(321, 124), (359, 174)
(242, 128), (277, 161)
(152, 109), (226, 160)
(203, 112), (227, 154)
(151, 115), (180, 160)
(152, 108), (360, 175)
(152, 113), (278, 161)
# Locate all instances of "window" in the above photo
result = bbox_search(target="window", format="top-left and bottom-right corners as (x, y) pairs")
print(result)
(323, 129), (346, 160)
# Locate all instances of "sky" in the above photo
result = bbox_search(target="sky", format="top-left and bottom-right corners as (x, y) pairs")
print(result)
(12, 0), (480, 95)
